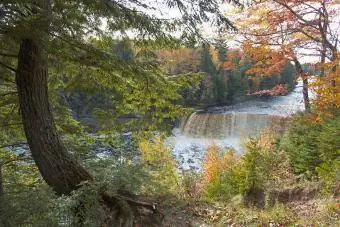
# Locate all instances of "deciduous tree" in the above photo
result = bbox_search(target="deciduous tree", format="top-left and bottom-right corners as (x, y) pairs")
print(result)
(235, 0), (340, 112)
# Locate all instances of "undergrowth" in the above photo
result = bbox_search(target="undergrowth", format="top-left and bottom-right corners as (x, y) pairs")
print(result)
(1, 113), (339, 226)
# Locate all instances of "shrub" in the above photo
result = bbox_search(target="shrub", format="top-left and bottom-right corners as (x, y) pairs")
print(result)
(281, 115), (322, 177)
(239, 139), (269, 195)
(202, 134), (285, 204)
(316, 160), (340, 195)
(202, 146), (241, 201)
(139, 137), (181, 195)
(281, 114), (340, 184)
(181, 172), (203, 199)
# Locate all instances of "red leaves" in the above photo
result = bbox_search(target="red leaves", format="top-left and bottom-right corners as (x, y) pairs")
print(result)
(248, 84), (288, 97)
(242, 42), (287, 77)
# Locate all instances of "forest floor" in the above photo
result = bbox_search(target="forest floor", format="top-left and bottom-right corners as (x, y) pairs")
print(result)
(141, 187), (340, 226)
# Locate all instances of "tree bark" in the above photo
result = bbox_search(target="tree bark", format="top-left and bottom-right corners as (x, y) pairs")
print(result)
(15, 38), (92, 195)
(293, 58), (311, 112)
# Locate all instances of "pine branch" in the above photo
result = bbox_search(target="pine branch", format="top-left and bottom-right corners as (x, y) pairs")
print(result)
(0, 52), (17, 58)
(0, 61), (16, 73)
(0, 91), (17, 97)
(0, 77), (15, 84)
(0, 123), (22, 128)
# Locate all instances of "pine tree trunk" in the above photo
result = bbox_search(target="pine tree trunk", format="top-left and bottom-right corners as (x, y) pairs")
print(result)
(15, 38), (92, 195)
(293, 58), (311, 112)
(301, 76), (311, 112)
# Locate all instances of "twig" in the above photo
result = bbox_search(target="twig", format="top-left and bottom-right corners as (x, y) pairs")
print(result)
(0, 61), (16, 73)
(0, 77), (15, 84)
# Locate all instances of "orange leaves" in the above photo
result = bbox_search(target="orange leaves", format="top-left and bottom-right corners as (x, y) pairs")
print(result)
(203, 146), (240, 184)
(220, 49), (242, 71)
(248, 84), (288, 97)
(222, 61), (237, 71)
(311, 57), (340, 113)
(156, 48), (200, 74)
(227, 49), (241, 60)
(242, 42), (287, 77)
(203, 146), (220, 183)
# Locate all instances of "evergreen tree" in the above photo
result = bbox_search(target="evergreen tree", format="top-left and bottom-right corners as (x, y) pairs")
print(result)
(113, 39), (135, 62)
(215, 41), (229, 104)
(226, 58), (250, 103)
(280, 61), (296, 91)
(199, 43), (220, 105)
(200, 43), (217, 75)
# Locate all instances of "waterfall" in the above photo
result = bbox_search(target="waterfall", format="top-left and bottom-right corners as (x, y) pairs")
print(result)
(170, 82), (307, 171)
(181, 112), (275, 139)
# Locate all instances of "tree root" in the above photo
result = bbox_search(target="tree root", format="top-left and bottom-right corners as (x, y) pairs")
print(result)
(100, 192), (163, 227)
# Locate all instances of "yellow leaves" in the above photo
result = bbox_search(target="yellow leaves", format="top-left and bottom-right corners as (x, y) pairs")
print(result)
(139, 137), (180, 194)
(242, 42), (287, 77)
(139, 137), (177, 169)
(311, 56), (340, 114)
(203, 146), (220, 183)
(155, 48), (200, 74)
(203, 146), (240, 184)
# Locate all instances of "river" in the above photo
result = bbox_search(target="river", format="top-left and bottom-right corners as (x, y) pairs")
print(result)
(167, 81), (309, 171)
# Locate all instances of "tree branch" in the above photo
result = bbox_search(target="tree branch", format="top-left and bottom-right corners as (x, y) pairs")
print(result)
(0, 122), (22, 128)
(0, 61), (16, 73)
(0, 91), (17, 97)
(0, 77), (15, 84)
(274, 0), (319, 30)
(0, 52), (17, 58)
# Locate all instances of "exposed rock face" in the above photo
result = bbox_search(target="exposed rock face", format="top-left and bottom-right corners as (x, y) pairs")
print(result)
(268, 186), (319, 205)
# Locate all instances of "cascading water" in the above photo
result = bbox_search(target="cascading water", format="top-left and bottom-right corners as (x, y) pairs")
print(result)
(180, 112), (275, 139)
(168, 80), (310, 171)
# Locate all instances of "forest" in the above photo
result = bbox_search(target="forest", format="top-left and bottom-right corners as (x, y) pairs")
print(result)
(0, 0), (339, 226)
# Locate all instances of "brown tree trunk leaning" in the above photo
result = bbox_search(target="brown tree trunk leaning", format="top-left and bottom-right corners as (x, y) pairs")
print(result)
(15, 38), (161, 225)
(15, 38), (92, 195)
(293, 58), (311, 112)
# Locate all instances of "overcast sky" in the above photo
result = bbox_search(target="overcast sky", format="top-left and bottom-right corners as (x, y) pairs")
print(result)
(107, 1), (339, 63)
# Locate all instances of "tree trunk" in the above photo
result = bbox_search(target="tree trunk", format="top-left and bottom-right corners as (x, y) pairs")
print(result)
(301, 76), (311, 112)
(15, 38), (92, 195)
(293, 58), (311, 112)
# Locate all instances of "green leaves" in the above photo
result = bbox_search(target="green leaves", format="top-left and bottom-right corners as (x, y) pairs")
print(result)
(281, 114), (340, 178)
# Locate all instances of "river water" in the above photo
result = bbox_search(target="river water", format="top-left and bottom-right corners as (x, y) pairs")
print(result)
(167, 81), (308, 171)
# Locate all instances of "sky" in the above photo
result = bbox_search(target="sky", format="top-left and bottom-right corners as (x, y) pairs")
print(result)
(107, 0), (339, 63)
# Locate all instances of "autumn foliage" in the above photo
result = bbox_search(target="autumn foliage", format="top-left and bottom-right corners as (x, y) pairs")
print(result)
(312, 56), (340, 113)
(248, 84), (288, 97)
(242, 42), (287, 77)
(202, 146), (241, 200)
